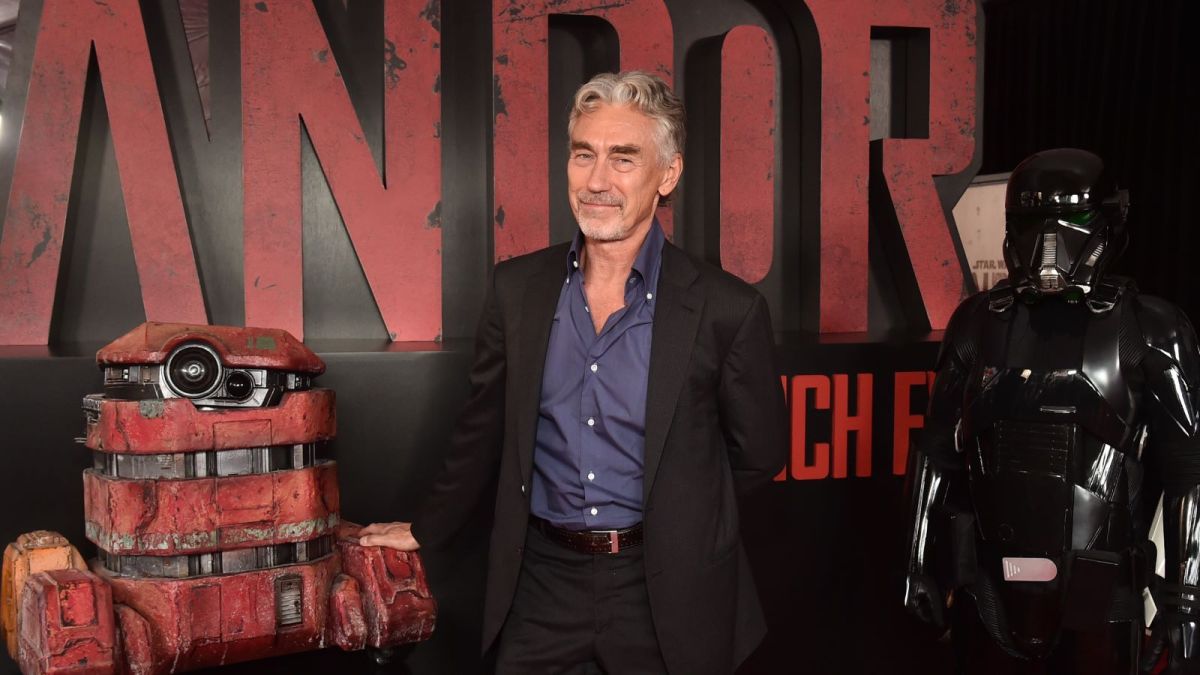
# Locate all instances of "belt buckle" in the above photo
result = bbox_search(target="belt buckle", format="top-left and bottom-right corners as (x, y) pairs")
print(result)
(607, 530), (619, 554)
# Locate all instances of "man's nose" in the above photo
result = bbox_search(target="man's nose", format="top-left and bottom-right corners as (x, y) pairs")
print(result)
(586, 158), (611, 192)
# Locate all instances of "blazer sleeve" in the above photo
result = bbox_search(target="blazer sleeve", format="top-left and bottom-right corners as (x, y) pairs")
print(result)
(718, 292), (787, 496)
(411, 270), (508, 550)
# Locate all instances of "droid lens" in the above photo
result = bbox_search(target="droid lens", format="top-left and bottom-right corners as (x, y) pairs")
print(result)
(166, 345), (221, 398)
(225, 371), (255, 400)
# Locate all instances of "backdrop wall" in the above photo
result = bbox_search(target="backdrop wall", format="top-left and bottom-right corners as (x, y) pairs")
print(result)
(0, 0), (990, 672)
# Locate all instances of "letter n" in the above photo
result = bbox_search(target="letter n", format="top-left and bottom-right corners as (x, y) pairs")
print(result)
(242, 0), (441, 340)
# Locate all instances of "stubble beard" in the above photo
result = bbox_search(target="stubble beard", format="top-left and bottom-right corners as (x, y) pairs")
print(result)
(574, 192), (630, 242)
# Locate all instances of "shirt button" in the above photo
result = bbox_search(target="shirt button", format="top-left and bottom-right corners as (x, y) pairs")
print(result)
(587, 472), (595, 481)
(573, 260), (579, 268)
(590, 507), (598, 516)
(646, 292), (653, 300)
(587, 417), (595, 427)
(590, 363), (598, 373)
(520, 484), (526, 494)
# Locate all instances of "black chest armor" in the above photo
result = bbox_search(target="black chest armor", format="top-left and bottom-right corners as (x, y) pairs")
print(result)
(963, 284), (1143, 562)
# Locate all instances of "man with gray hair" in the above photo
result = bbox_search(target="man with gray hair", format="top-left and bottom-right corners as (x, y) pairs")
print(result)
(361, 71), (786, 674)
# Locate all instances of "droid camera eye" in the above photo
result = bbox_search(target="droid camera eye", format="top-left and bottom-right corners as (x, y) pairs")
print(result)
(225, 371), (255, 401)
(165, 343), (223, 399)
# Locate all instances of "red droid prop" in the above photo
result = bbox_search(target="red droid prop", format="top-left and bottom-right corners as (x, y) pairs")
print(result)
(0, 323), (436, 674)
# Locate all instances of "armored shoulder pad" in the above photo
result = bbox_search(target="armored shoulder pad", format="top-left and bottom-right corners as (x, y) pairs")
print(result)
(1135, 295), (1200, 387)
(987, 279), (1015, 313)
(937, 291), (990, 372)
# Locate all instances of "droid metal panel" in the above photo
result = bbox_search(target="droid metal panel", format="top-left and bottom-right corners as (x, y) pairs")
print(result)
(0, 0), (981, 344)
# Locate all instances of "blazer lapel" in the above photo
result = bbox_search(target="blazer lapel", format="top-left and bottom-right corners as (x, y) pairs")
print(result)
(643, 244), (703, 502)
(515, 250), (568, 486)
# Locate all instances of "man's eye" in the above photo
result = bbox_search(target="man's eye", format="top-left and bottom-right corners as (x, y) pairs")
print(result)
(573, 153), (594, 162)
(613, 157), (634, 166)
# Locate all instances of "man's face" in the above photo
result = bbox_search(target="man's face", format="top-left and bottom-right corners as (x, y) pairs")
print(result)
(567, 103), (682, 242)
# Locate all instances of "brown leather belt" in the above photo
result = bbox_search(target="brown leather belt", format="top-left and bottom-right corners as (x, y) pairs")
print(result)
(529, 516), (643, 554)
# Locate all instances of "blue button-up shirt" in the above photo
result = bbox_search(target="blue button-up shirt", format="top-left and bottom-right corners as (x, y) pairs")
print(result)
(529, 220), (665, 530)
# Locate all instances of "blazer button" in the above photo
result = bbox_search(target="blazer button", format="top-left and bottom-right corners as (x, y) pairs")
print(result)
(516, 546), (523, 556)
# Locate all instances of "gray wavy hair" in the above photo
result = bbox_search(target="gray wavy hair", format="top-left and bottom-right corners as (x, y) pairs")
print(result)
(567, 71), (686, 166)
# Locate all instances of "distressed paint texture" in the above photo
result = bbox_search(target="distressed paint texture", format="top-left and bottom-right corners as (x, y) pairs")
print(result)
(82, 464), (340, 555)
(1, 532), (87, 659)
(18, 569), (116, 675)
(881, 140), (963, 328)
(337, 525), (436, 646)
(328, 574), (368, 651)
(805, 0), (977, 332)
(8, 324), (437, 671)
(97, 322), (324, 373)
(720, 26), (777, 285)
(86, 390), (337, 454)
(95, 555), (342, 673)
(0, 0), (206, 345)
(241, 0), (442, 340)
(492, 0), (673, 260)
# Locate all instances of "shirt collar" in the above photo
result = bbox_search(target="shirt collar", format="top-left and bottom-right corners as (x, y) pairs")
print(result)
(566, 218), (666, 285)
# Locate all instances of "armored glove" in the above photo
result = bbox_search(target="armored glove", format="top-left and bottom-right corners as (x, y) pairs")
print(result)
(1142, 586), (1200, 674)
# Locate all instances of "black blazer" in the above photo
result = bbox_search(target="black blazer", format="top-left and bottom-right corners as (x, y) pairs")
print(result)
(413, 240), (787, 674)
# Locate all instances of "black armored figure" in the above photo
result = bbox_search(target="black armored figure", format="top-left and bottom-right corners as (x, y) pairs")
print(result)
(904, 148), (1200, 674)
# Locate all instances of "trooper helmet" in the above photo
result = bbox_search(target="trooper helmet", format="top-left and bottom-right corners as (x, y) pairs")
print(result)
(1003, 148), (1129, 303)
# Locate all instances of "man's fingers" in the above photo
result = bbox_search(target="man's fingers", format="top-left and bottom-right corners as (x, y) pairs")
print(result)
(358, 532), (420, 552)
(363, 523), (400, 535)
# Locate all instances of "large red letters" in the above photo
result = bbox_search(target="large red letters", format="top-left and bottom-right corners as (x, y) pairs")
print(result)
(0, 0), (206, 344)
(241, 0), (441, 340)
(0, 0), (980, 344)
(805, 0), (977, 332)
(720, 26), (777, 284)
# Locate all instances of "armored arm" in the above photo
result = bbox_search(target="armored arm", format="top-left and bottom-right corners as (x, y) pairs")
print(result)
(1137, 297), (1200, 672)
(904, 295), (983, 625)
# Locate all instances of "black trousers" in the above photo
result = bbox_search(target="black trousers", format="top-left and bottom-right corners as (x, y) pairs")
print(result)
(495, 522), (668, 674)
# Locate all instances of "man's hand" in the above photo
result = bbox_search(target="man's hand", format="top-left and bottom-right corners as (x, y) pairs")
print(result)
(358, 522), (421, 551)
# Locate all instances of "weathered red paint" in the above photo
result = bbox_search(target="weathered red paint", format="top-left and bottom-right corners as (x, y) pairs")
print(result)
(241, 0), (442, 341)
(97, 322), (325, 373)
(337, 525), (436, 646)
(85, 390), (337, 454)
(0, 0), (206, 346)
(720, 26), (777, 285)
(18, 569), (116, 675)
(9, 323), (437, 671)
(805, 0), (977, 332)
(94, 555), (342, 673)
(881, 140), (965, 328)
(112, 604), (153, 675)
(328, 574), (368, 651)
(492, 0), (674, 261)
(83, 464), (340, 556)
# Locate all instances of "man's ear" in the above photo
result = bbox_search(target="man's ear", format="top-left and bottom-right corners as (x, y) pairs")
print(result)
(658, 153), (683, 197)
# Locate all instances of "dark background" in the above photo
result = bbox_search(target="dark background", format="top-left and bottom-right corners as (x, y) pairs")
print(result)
(0, 0), (1192, 673)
